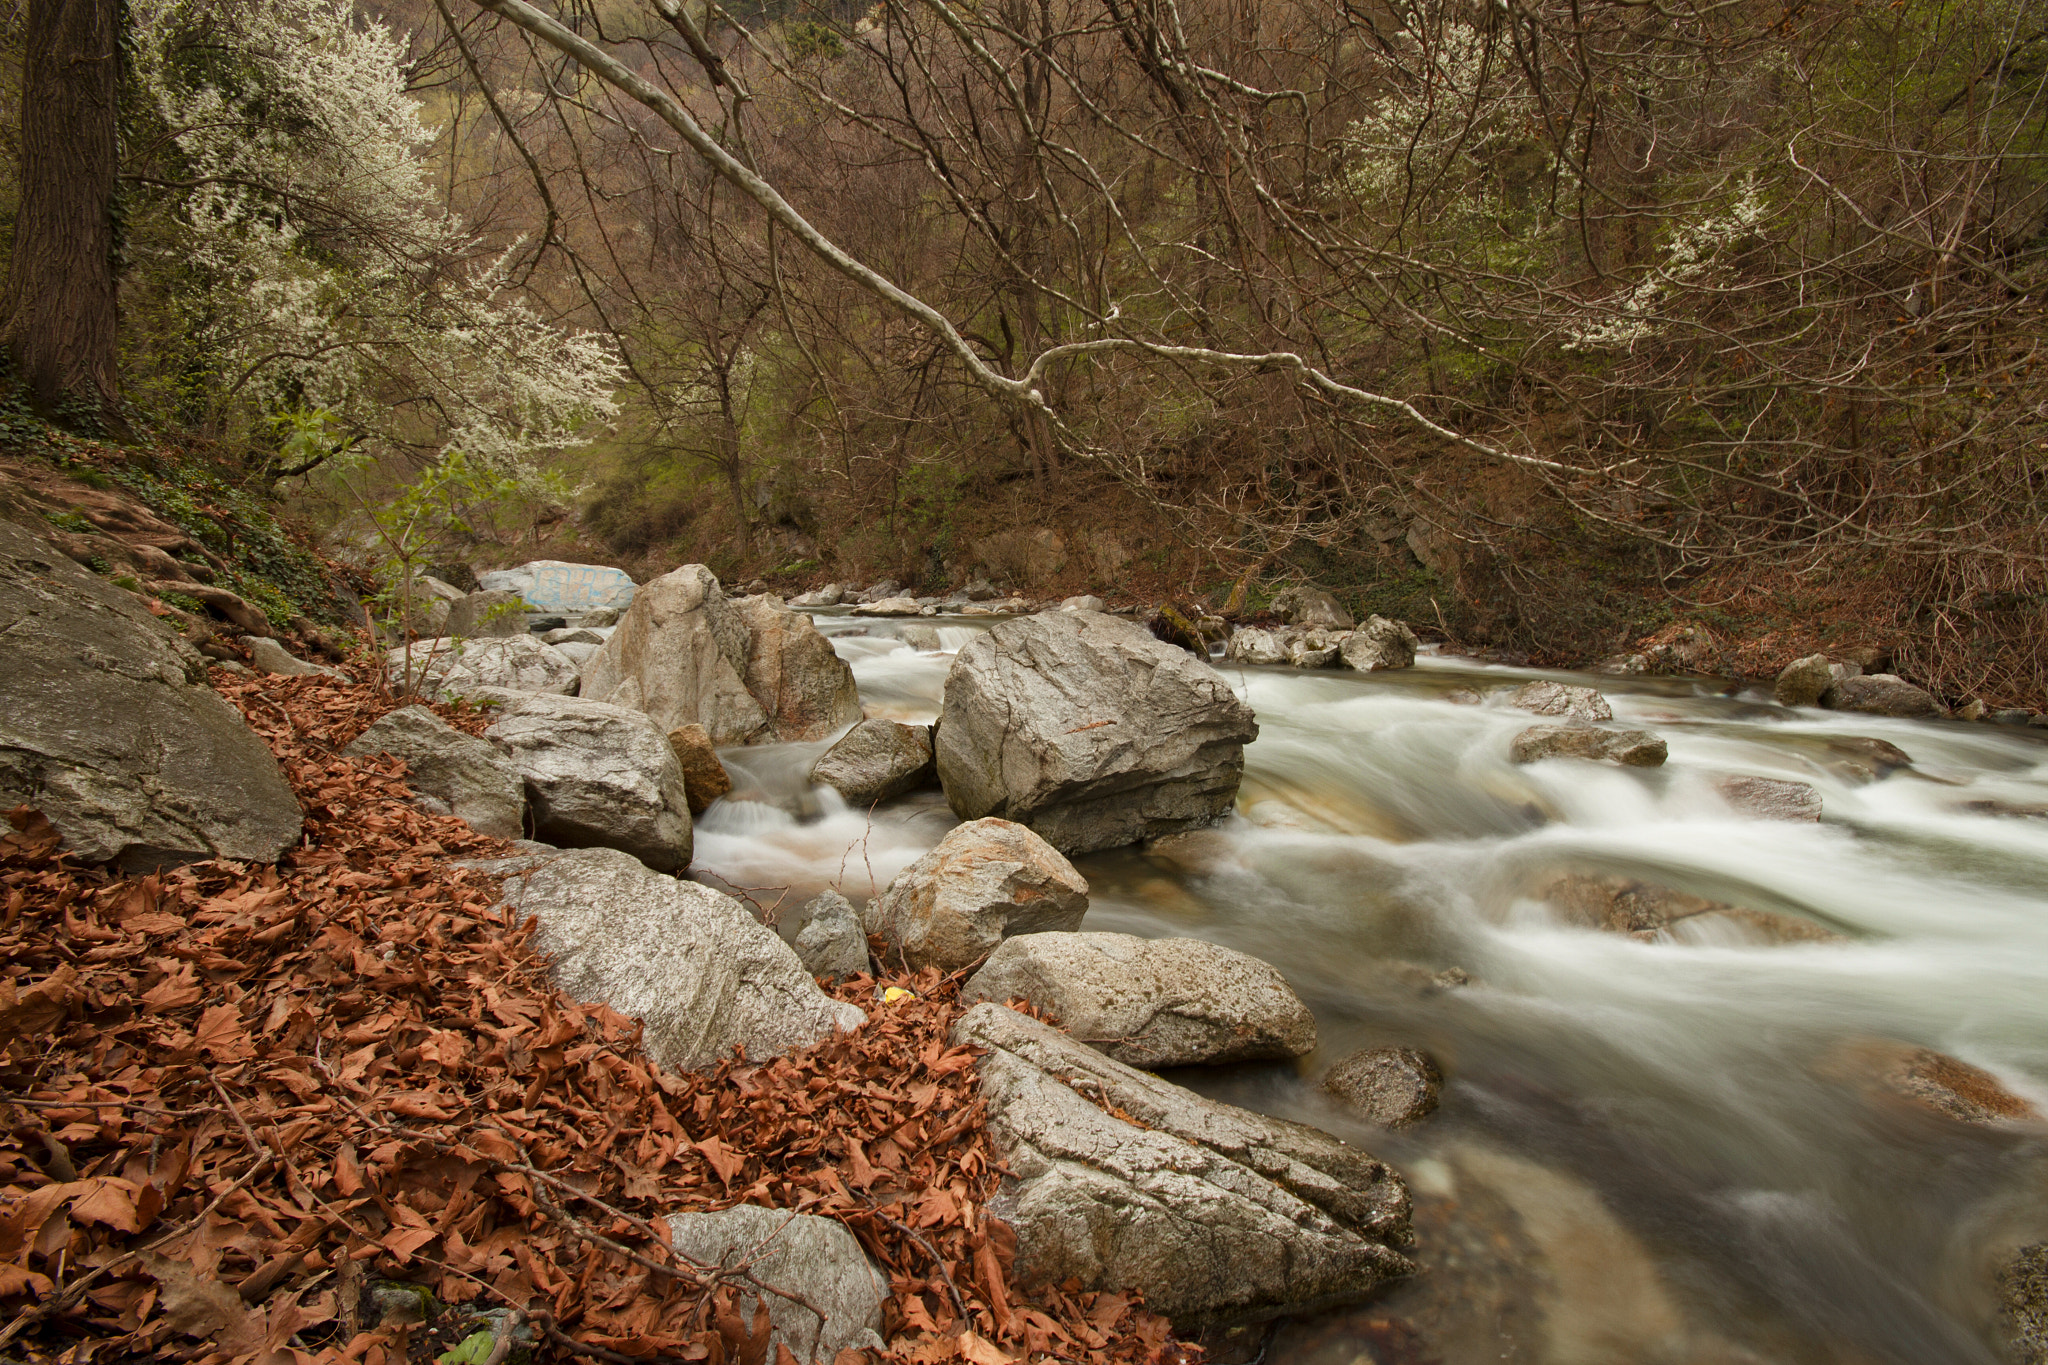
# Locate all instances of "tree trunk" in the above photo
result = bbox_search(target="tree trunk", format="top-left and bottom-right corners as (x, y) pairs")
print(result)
(3, 0), (122, 427)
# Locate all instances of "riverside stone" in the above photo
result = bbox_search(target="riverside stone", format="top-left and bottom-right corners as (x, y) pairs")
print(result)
(0, 517), (303, 869)
(485, 692), (692, 872)
(1225, 627), (1290, 666)
(1322, 1048), (1443, 1128)
(665, 724), (732, 814)
(954, 1003), (1413, 1323)
(793, 889), (869, 982)
(493, 847), (864, 1072)
(1339, 616), (1419, 672)
(1714, 775), (1822, 822)
(387, 635), (580, 697)
(865, 818), (1089, 971)
(936, 610), (1260, 854)
(664, 1206), (887, 1361)
(1509, 725), (1667, 767)
(809, 718), (936, 807)
(343, 705), (523, 839)
(1823, 673), (1948, 718)
(850, 596), (927, 617)
(1509, 681), (1614, 722)
(1773, 654), (1838, 707)
(1270, 585), (1355, 630)
(961, 931), (1315, 1067)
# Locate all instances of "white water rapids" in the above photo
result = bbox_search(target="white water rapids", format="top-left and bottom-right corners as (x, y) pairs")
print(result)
(688, 611), (2048, 1365)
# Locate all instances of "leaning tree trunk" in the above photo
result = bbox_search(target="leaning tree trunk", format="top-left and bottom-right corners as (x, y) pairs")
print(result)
(3, 0), (122, 427)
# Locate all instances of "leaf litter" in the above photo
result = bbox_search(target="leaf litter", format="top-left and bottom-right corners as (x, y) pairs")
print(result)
(0, 664), (1197, 1365)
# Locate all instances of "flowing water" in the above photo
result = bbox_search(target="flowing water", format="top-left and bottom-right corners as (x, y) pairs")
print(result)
(690, 611), (2048, 1365)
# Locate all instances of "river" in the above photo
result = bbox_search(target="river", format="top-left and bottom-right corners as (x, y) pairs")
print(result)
(689, 610), (2048, 1365)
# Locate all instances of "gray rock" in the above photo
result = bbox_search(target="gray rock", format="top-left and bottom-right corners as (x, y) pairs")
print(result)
(664, 1206), (887, 1362)
(387, 574), (458, 638)
(789, 583), (846, 607)
(581, 566), (861, 745)
(1592, 653), (1649, 675)
(343, 706), (523, 839)
(856, 579), (902, 604)
(666, 723), (732, 814)
(1509, 724), (1667, 766)
(1321, 1048), (1443, 1128)
(810, 719), (936, 807)
(793, 890), (869, 982)
(936, 611), (1260, 855)
(849, 596), (926, 617)
(1823, 673), (1947, 718)
(241, 635), (344, 679)
(1510, 681), (1613, 722)
(0, 517), (302, 870)
(1061, 594), (1107, 612)
(865, 817), (1089, 971)
(1773, 653), (1839, 707)
(387, 635), (581, 698)
(485, 692), (693, 872)
(1286, 628), (1344, 668)
(445, 590), (528, 639)
(542, 627), (605, 646)
(954, 1003), (1413, 1324)
(494, 847), (864, 1071)
(553, 640), (601, 666)
(961, 577), (998, 601)
(1225, 627), (1290, 666)
(961, 931), (1315, 1067)
(897, 623), (942, 651)
(1270, 585), (1355, 630)
(1989, 708), (2034, 726)
(1338, 616), (1418, 672)
(1714, 775), (1822, 822)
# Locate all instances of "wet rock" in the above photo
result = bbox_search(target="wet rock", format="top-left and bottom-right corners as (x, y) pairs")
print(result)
(1823, 673), (1946, 718)
(1271, 585), (1355, 630)
(343, 706), (523, 839)
(850, 596), (926, 617)
(1509, 725), (1666, 767)
(581, 565), (861, 745)
(665, 723), (732, 814)
(664, 1206), (887, 1361)
(937, 610), (1260, 854)
(961, 931), (1316, 1067)
(792, 890), (869, 983)
(1543, 872), (1841, 944)
(789, 583), (846, 607)
(242, 634), (345, 680)
(865, 817), (1089, 971)
(809, 718), (936, 807)
(477, 560), (637, 615)
(1225, 627), (1290, 666)
(897, 623), (942, 651)
(1824, 735), (1915, 780)
(1773, 653), (1839, 707)
(485, 692), (693, 872)
(444, 589), (527, 639)
(954, 1002), (1413, 1324)
(1714, 775), (1822, 822)
(1143, 828), (1243, 877)
(1509, 681), (1613, 722)
(1061, 594), (1107, 612)
(388, 635), (580, 698)
(493, 847), (863, 1072)
(855, 579), (902, 603)
(1844, 1040), (2037, 1124)
(1322, 1048), (1443, 1128)
(0, 517), (303, 870)
(1999, 1243), (2048, 1365)
(1339, 616), (1419, 672)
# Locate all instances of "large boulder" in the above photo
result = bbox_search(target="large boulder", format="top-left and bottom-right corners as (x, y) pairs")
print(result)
(962, 932), (1315, 1067)
(484, 693), (693, 872)
(477, 560), (638, 615)
(865, 818), (1089, 971)
(1338, 616), (1418, 672)
(1270, 585), (1354, 630)
(1823, 673), (1947, 718)
(343, 706), (524, 839)
(954, 1003), (1413, 1324)
(663, 1206), (887, 1361)
(935, 611), (1260, 854)
(580, 566), (860, 745)
(0, 518), (302, 870)
(809, 719), (935, 807)
(387, 635), (580, 698)
(493, 848), (863, 1071)
(1509, 724), (1666, 767)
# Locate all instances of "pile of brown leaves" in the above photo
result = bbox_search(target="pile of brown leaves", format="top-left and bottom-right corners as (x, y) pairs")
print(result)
(0, 669), (1193, 1364)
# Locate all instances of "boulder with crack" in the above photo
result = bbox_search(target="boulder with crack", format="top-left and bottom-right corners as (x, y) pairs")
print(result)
(953, 1003), (1413, 1324)
(936, 610), (1259, 854)
(484, 692), (693, 871)
(493, 847), (864, 1071)
(865, 818), (1088, 971)
(0, 517), (303, 869)
(343, 706), (523, 839)
(961, 931), (1315, 1067)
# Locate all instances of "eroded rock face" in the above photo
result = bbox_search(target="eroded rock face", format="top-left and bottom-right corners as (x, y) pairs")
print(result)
(961, 931), (1315, 1067)
(580, 566), (860, 745)
(937, 611), (1260, 855)
(810, 719), (936, 807)
(1509, 681), (1613, 722)
(493, 847), (864, 1072)
(0, 517), (302, 869)
(485, 693), (692, 872)
(388, 635), (580, 698)
(954, 1003), (1413, 1324)
(1339, 617), (1418, 672)
(1509, 725), (1666, 767)
(664, 1206), (887, 1362)
(865, 818), (1089, 971)
(343, 706), (523, 839)
(1322, 1048), (1442, 1128)
(1823, 673), (1947, 718)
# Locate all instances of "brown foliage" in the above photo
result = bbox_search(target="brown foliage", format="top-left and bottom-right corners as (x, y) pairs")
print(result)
(0, 669), (1193, 1364)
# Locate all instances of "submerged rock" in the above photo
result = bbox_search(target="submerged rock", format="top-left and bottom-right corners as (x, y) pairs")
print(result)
(1543, 872), (1841, 945)
(936, 610), (1259, 854)
(1835, 1039), (2038, 1125)
(663, 1206), (887, 1362)
(954, 1003), (1413, 1323)
(1509, 724), (1666, 767)
(485, 692), (692, 872)
(809, 718), (936, 807)
(1322, 1047), (1443, 1128)
(1509, 681), (1613, 722)
(961, 931), (1316, 1067)
(494, 847), (863, 1072)
(343, 706), (523, 839)
(865, 818), (1089, 971)
(1713, 775), (1823, 822)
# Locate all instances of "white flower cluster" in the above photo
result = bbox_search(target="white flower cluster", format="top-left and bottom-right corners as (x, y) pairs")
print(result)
(128, 0), (622, 471)
(1560, 174), (1769, 351)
